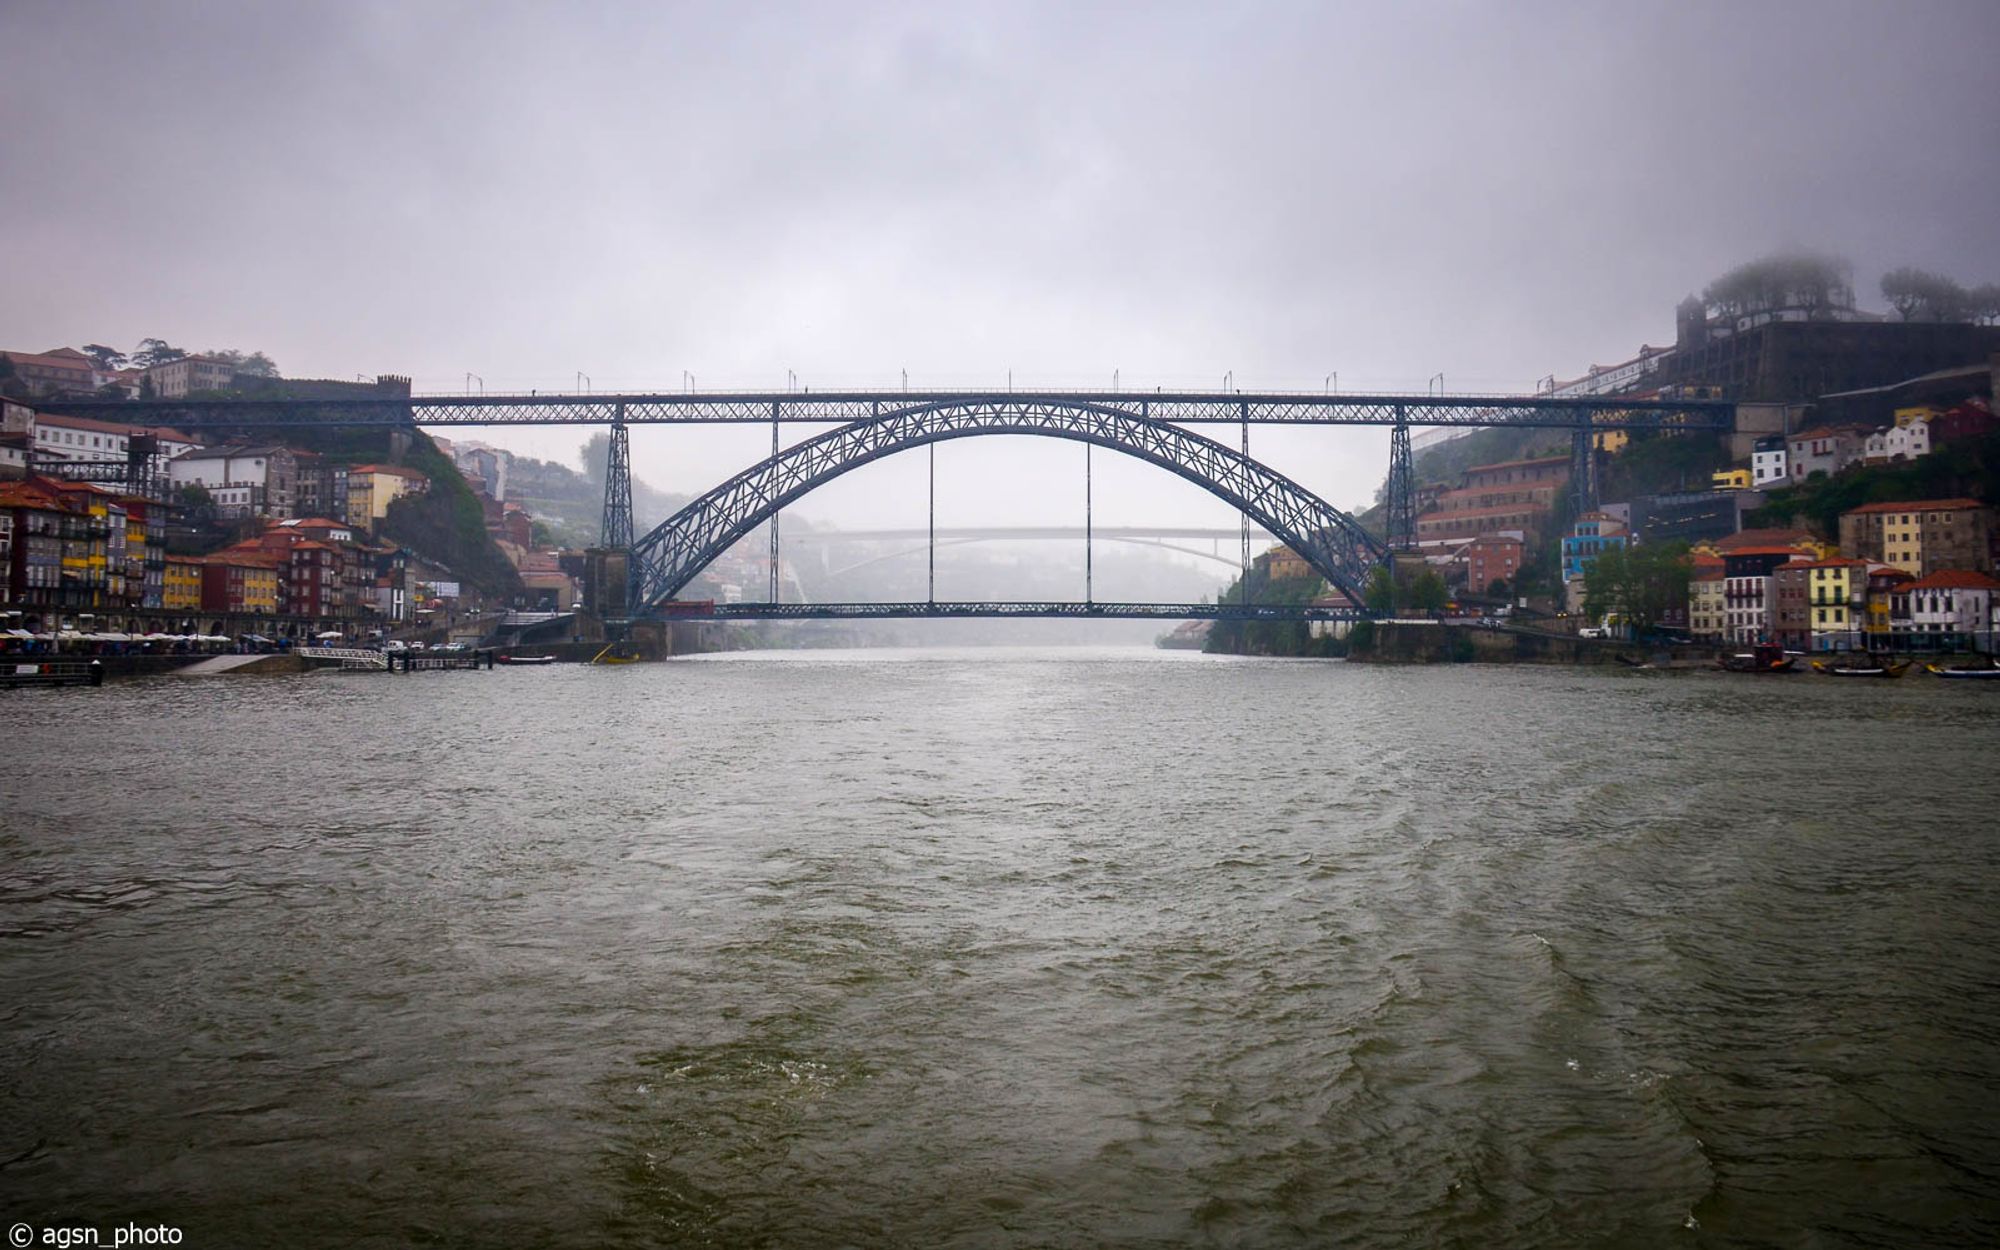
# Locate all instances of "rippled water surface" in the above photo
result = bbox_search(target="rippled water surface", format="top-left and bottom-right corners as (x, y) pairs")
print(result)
(4, 648), (1999, 1247)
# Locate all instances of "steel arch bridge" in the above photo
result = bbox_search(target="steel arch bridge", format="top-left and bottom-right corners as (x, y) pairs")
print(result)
(627, 398), (1389, 613)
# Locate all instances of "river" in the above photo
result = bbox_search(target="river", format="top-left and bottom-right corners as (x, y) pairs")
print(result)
(3, 649), (1997, 1247)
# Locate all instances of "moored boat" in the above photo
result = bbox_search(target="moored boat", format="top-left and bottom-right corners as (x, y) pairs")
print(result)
(497, 653), (558, 665)
(1718, 643), (1795, 673)
(1926, 663), (2000, 680)
(1810, 659), (1909, 678)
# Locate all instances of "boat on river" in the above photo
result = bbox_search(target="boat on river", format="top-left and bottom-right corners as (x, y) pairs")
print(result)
(1718, 643), (1796, 673)
(1926, 663), (2000, 680)
(1810, 659), (1909, 678)
(497, 653), (557, 666)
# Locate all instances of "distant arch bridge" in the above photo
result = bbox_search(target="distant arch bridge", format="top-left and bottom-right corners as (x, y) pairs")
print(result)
(629, 398), (1390, 609)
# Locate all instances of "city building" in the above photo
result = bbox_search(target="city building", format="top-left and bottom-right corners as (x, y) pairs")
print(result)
(345, 464), (429, 531)
(169, 445), (299, 519)
(1791, 557), (1869, 651)
(1751, 435), (1788, 487)
(1722, 547), (1804, 644)
(0, 347), (96, 395)
(1630, 489), (1765, 547)
(162, 554), (204, 613)
(1415, 455), (1570, 546)
(1770, 560), (1813, 650)
(1932, 398), (1997, 447)
(1561, 513), (1628, 582)
(0, 478), (77, 612)
(199, 553), (281, 615)
(143, 355), (237, 399)
(1893, 569), (2000, 652)
(1459, 532), (1523, 594)
(1264, 545), (1313, 581)
(1688, 561), (1726, 640)
(1838, 498), (1995, 578)
(1862, 565), (1916, 648)
(1787, 426), (1866, 481)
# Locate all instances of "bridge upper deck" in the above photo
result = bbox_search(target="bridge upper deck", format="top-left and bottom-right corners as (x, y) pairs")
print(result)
(39, 389), (1735, 431)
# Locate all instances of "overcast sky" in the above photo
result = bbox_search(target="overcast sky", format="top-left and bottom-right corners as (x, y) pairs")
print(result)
(4, 0), (1997, 529)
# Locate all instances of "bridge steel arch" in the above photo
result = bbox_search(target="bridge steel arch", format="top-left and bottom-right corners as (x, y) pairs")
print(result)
(627, 399), (1390, 613)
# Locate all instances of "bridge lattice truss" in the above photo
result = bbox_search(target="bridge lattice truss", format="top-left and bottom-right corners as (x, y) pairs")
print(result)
(37, 390), (1736, 431)
(627, 400), (1391, 612)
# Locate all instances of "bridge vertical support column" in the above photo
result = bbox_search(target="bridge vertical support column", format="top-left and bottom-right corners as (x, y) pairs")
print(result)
(1239, 402), (1251, 604)
(600, 406), (633, 550)
(1387, 405), (1415, 550)
(769, 401), (781, 603)
(1570, 425), (1599, 516)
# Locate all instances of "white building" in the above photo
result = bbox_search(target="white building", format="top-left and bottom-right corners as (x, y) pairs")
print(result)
(144, 355), (237, 399)
(26, 413), (206, 479)
(169, 445), (297, 518)
(1895, 570), (1999, 648)
(1788, 426), (1865, 482)
(1752, 435), (1788, 487)
(1862, 421), (1931, 463)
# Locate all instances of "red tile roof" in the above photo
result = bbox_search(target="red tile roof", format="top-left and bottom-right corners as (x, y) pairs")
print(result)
(0, 480), (74, 511)
(1843, 498), (1988, 516)
(1904, 569), (2000, 592)
(1464, 455), (1570, 474)
(1715, 528), (1819, 551)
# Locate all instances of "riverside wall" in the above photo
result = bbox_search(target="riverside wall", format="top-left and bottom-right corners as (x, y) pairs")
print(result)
(1352, 622), (1714, 666)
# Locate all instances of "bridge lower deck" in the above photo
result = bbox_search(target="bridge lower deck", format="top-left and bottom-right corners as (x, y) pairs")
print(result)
(650, 601), (1361, 622)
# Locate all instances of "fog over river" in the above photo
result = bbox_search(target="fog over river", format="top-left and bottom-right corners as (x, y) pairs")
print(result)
(3, 649), (1997, 1247)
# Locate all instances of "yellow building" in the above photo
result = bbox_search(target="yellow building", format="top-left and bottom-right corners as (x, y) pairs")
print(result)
(1689, 564), (1727, 639)
(1893, 405), (1940, 428)
(1711, 467), (1752, 491)
(241, 562), (279, 615)
(1863, 566), (1914, 642)
(1263, 545), (1314, 581)
(1797, 558), (1867, 650)
(163, 555), (204, 611)
(345, 464), (430, 531)
(50, 481), (112, 609)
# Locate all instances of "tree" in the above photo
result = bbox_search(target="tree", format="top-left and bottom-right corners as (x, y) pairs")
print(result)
(1410, 568), (1449, 613)
(1582, 542), (1691, 636)
(1364, 566), (1395, 613)
(1704, 252), (1854, 322)
(1880, 267), (1973, 322)
(80, 343), (127, 370)
(129, 338), (186, 369)
(1486, 578), (1512, 599)
(580, 432), (610, 484)
(204, 348), (279, 378)
(1973, 283), (2000, 326)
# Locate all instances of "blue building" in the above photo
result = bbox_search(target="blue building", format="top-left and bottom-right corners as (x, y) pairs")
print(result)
(1561, 512), (1630, 583)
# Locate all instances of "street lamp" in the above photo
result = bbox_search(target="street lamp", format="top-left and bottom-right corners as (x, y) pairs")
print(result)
(1325, 372), (1337, 394)
(1429, 372), (1445, 396)
(576, 371), (591, 394)
(465, 372), (484, 395)
(683, 371), (694, 394)
(1224, 370), (1234, 392)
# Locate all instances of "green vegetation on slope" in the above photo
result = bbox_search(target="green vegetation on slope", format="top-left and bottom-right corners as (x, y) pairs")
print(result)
(1204, 566), (1343, 657)
(1750, 430), (2000, 536)
(382, 431), (524, 596)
